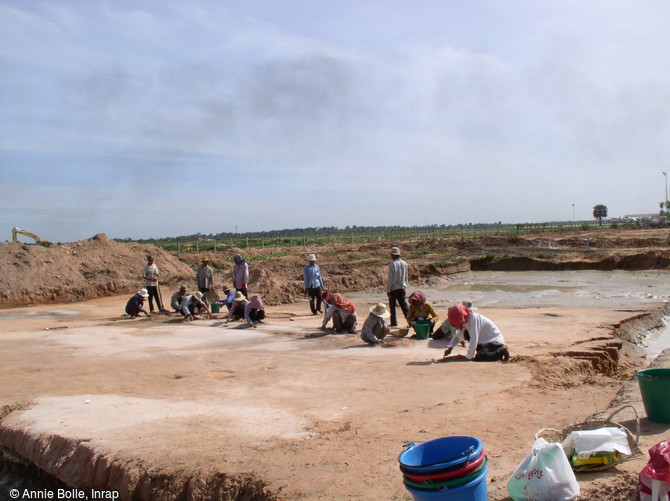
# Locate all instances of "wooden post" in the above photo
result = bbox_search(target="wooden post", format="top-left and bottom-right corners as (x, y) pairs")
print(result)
(177, 240), (181, 257)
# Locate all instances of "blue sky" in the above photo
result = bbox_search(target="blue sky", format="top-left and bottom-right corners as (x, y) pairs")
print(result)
(2, 1), (670, 242)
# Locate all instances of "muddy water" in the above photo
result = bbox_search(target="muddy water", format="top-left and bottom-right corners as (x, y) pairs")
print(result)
(422, 270), (670, 310)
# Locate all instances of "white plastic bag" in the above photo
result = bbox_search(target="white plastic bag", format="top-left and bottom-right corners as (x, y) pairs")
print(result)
(507, 438), (580, 501)
(562, 427), (632, 459)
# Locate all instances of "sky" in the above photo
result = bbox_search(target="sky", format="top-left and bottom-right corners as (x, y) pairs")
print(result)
(2, 1), (670, 242)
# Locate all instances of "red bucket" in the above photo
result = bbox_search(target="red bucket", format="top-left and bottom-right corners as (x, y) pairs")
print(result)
(403, 450), (486, 483)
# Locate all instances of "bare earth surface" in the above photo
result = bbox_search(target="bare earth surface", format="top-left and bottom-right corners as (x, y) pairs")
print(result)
(1, 228), (670, 500)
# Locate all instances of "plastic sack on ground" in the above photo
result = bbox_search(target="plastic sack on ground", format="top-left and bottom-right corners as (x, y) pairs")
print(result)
(562, 427), (632, 458)
(507, 438), (580, 501)
(638, 440), (670, 501)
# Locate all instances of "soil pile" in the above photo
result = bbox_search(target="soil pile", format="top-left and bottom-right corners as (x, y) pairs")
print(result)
(2, 227), (670, 308)
(0, 234), (194, 308)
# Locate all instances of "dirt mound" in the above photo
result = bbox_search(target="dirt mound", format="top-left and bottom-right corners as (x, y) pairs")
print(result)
(3, 227), (670, 309)
(0, 235), (194, 308)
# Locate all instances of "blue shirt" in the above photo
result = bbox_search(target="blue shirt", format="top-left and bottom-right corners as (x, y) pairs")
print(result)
(303, 264), (324, 288)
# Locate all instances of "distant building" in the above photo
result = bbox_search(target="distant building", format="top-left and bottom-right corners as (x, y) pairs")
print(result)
(623, 213), (663, 222)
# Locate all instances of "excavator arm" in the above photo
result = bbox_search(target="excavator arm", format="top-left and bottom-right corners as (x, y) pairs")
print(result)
(12, 227), (53, 247)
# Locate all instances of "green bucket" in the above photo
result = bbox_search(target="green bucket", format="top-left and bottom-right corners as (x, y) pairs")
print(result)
(211, 303), (221, 313)
(635, 368), (670, 424)
(414, 320), (430, 340)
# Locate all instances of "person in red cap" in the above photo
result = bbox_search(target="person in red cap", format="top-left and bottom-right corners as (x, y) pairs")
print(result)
(442, 303), (510, 361)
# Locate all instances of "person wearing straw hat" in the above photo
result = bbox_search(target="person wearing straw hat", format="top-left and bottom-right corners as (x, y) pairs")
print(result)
(196, 257), (214, 295)
(361, 303), (391, 345)
(303, 253), (324, 315)
(170, 285), (188, 312)
(441, 303), (510, 362)
(178, 290), (210, 321)
(125, 289), (150, 318)
(228, 291), (249, 322)
(386, 246), (409, 327)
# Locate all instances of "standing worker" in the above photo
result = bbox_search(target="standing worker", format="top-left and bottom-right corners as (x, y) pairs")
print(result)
(303, 253), (324, 315)
(233, 254), (249, 298)
(386, 246), (409, 327)
(196, 257), (214, 295)
(143, 255), (167, 313)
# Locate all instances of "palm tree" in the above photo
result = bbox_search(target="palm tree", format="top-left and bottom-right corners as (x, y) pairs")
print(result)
(593, 204), (608, 226)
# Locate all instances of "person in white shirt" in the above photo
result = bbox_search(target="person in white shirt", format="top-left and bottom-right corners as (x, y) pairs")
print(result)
(442, 304), (510, 362)
(386, 246), (408, 327)
(143, 255), (167, 313)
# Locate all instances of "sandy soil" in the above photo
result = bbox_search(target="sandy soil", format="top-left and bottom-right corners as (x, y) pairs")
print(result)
(1, 228), (670, 500)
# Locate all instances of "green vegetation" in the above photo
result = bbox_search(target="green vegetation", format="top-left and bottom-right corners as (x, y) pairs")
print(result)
(117, 219), (636, 254)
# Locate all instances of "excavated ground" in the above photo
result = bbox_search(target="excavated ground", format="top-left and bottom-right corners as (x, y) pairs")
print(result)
(1, 227), (670, 500)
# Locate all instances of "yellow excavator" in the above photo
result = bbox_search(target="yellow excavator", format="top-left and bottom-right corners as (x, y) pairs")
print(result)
(12, 227), (53, 247)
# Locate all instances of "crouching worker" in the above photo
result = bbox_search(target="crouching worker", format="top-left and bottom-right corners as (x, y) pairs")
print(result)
(228, 291), (249, 321)
(406, 291), (438, 337)
(361, 303), (391, 345)
(442, 304), (510, 362)
(322, 292), (358, 333)
(178, 291), (210, 321)
(171, 285), (188, 312)
(245, 295), (266, 326)
(125, 289), (150, 318)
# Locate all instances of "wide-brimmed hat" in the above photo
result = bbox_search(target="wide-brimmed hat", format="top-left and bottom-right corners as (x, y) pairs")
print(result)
(390, 247), (400, 256)
(369, 302), (391, 319)
(233, 291), (246, 301)
(179, 285), (187, 291)
(194, 291), (203, 300)
(202, 256), (211, 262)
(307, 254), (316, 261)
(138, 289), (149, 297)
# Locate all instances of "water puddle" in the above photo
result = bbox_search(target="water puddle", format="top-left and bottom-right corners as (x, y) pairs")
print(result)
(643, 316), (670, 361)
(0, 309), (80, 320)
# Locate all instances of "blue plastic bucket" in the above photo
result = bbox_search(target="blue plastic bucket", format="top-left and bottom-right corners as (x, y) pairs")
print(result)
(399, 436), (484, 475)
(404, 465), (488, 501)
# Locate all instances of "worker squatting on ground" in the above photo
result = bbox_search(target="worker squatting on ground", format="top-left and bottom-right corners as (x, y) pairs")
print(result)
(406, 290), (439, 337)
(125, 289), (150, 318)
(196, 257), (214, 295)
(321, 292), (358, 333)
(233, 254), (249, 298)
(228, 291), (249, 321)
(361, 303), (391, 345)
(143, 255), (168, 313)
(245, 295), (266, 326)
(386, 246), (409, 327)
(178, 291), (210, 321)
(170, 285), (188, 311)
(442, 303), (510, 362)
(303, 253), (324, 315)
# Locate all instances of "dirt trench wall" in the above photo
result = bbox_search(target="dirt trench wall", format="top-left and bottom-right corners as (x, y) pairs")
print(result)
(0, 424), (275, 501)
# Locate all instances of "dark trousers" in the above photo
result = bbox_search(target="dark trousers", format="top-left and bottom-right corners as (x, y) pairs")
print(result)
(146, 285), (163, 312)
(388, 289), (409, 327)
(249, 309), (265, 322)
(333, 310), (356, 332)
(474, 343), (506, 362)
(307, 287), (323, 314)
(236, 287), (248, 299)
